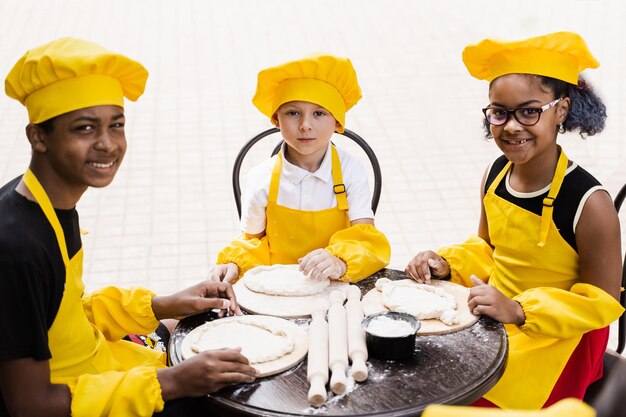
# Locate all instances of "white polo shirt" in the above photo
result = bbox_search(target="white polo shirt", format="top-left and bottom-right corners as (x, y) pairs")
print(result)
(240, 143), (374, 235)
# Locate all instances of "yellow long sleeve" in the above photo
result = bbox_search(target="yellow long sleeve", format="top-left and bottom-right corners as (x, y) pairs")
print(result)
(515, 283), (624, 339)
(326, 224), (390, 282)
(437, 235), (495, 287)
(82, 286), (160, 342)
(61, 366), (165, 417)
(216, 233), (271, 280)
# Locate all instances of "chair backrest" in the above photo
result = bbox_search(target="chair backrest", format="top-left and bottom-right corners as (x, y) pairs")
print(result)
(232, 127), (382, 219)
(613, 183), (626, 354)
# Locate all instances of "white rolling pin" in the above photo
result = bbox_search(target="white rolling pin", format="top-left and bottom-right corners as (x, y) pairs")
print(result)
(307, 298), (329, 407)
(328, 289), (348, 395)
(345, 285), (368, 382)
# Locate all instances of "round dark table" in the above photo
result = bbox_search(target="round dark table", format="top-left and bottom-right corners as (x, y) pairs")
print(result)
(168, 268), (508, 416)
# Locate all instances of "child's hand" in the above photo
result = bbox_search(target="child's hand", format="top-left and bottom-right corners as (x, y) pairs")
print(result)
(299, 249), (347, 281)
(157, 348), (257, 400)
(152, 281), (242, 320)
(468, 276), (525, 325)
(405, 251), (450, 284)
(208, 263), (239, 283)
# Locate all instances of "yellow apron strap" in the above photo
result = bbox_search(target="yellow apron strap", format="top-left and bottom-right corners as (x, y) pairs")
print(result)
(538, 148), (569, 247)
(268, 153), (283, 204)
(269, 147), (348, 210)
(487, 161), (512, 195)
(23, 169), (70, 265)
(330, 145), (348, 211)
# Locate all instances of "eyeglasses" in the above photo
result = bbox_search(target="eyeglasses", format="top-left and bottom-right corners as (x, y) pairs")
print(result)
(482, 98), (562, 127)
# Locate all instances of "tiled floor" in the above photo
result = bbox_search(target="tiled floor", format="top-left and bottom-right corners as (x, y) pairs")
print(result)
(1, 0), (625, 350)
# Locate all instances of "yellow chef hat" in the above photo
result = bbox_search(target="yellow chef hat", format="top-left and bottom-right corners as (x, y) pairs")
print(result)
(5, 37), (148, 124)
(252, 53), (362, 133)
(462, 31), (599, 85)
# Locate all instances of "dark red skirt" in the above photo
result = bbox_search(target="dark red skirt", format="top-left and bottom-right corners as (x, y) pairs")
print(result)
(472, 326), (609, 408)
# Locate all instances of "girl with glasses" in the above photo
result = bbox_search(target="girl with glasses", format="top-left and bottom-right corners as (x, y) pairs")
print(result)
(405, 32), (623, 410)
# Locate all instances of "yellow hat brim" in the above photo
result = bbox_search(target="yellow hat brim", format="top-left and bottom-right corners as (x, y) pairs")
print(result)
(270, 78), (346, 131)
(24, 74), (124, 124)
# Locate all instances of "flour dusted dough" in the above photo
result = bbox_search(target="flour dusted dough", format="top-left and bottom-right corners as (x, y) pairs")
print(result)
(376, 278), (460, 325)
(187, 316), (294, 364)
(243, 264), (330, 296)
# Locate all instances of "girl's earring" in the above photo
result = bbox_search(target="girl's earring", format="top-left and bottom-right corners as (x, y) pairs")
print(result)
(558, 123), (565, 134)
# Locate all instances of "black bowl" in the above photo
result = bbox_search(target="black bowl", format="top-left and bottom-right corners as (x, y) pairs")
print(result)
(362, 311), (420, 360)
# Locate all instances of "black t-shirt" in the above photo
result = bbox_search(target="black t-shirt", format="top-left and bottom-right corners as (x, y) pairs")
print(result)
(0, 176), (81, 362)
(485, 155), (602, 252)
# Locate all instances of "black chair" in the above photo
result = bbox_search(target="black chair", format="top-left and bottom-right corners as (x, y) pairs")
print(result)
(591, 351), (626, 417)
(583, 183), (626, 403)
(612, 183), (626, 355)
(232, 127), (382, 219)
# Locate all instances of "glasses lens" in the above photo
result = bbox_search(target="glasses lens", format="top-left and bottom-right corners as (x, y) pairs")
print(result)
(484, 108), (508, 126)
(513, 108), (541, 126)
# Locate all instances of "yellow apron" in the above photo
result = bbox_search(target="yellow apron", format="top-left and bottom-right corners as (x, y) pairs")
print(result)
(217, 144), (390, 281)
(265, 146), (350, 264)
(482, 150), (585, 408)
(23, 169), (165, 416)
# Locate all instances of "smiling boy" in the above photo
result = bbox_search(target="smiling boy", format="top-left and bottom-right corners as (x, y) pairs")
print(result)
(0, 37), (256, 417)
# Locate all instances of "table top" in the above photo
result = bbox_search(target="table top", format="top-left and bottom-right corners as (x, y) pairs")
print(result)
(168, 268), (508, 416)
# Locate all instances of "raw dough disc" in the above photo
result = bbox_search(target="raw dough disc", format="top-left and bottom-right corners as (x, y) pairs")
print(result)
(243, 264), (330, 296)
(362, 279), (478, 335)
(181, 315), (309, 377)
(380, 279), (457, 322)
(184, 316), (293, 363)
(234, 279), (349, 318)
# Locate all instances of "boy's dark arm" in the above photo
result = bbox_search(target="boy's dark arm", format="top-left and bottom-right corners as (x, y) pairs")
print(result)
(0, 358), (70, 417)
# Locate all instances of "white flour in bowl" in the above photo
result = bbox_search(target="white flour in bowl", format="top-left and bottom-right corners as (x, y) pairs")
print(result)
(366, 316), (414, 337)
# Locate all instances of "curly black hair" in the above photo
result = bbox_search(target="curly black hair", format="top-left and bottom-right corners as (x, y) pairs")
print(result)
(482, 75), (607, 139)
